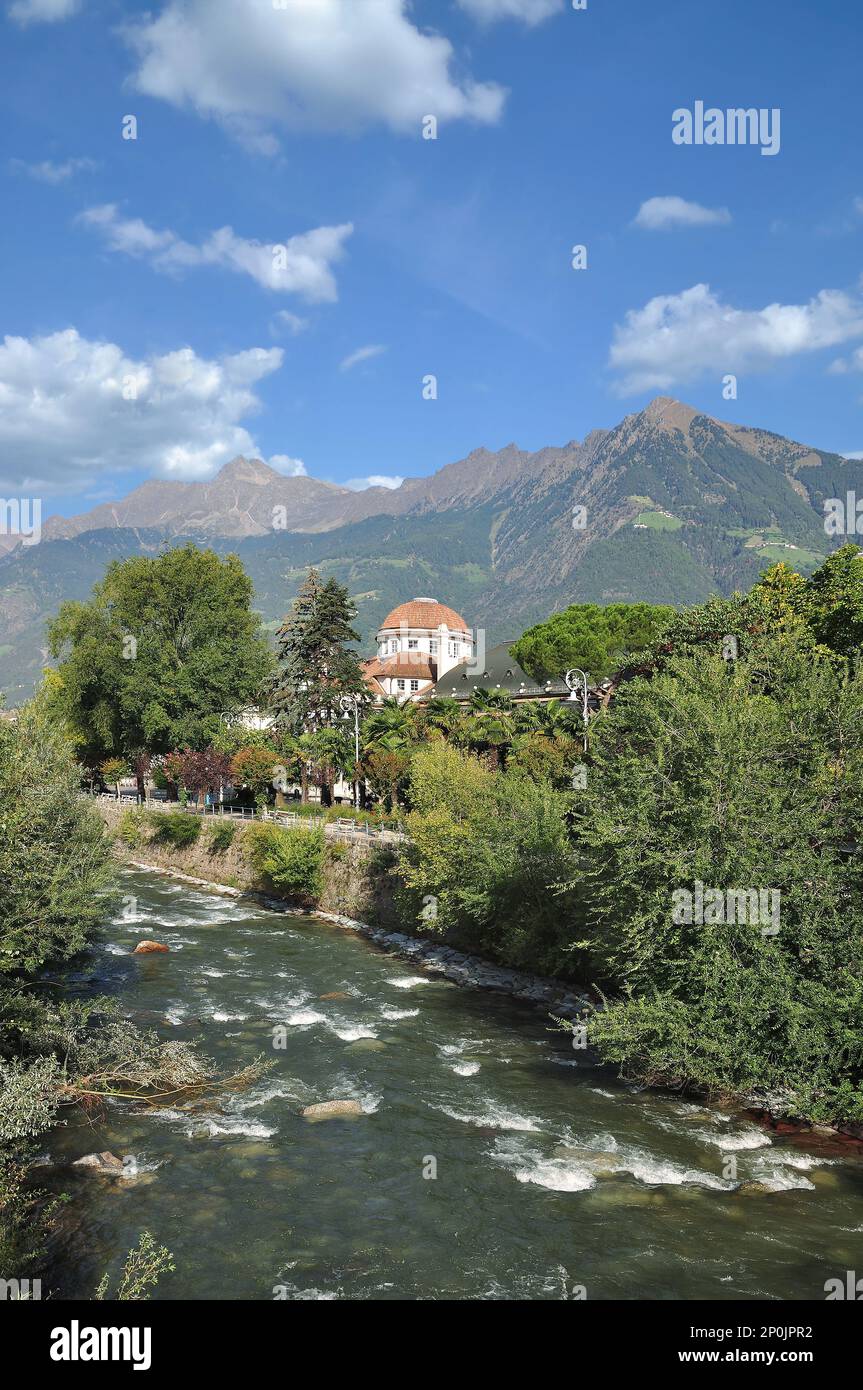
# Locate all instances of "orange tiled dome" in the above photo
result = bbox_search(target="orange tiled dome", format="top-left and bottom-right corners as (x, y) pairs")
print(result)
(379, 597), (470, 634)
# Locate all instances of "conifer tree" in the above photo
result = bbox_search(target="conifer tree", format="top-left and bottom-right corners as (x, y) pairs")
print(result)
(271, 570), (366, 734)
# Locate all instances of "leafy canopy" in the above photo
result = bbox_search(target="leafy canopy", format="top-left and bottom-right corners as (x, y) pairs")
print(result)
(511, 601), (674, 683)
(47, 544), (272, 767)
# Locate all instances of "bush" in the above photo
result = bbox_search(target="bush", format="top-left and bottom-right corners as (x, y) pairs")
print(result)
(244, 823), (325, 900)
(401, 743), (583, 975)
(0, 698), (117, 972)
(208, 820), (237, 854)
(285, 802), (401, 830)
(116, 808), (148, 848)
(569, 633), (863, 1123)
(148, 811), (202, 849)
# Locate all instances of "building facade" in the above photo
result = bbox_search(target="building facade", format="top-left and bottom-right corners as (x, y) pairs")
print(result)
(361, 597), (475, 703)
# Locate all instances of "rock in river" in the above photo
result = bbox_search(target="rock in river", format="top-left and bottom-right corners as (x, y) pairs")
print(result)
(133, 940), (170, 954)
(72, 1151), (125, 1176)
(301, 1100), (364, 1121)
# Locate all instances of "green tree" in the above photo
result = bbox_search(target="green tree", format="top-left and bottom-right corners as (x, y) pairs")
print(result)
(0, 699), (116, 973)
(305, 724), (354, 807)
(245, 823), (325, 900)
(416, 695), (464, 742)
(100, 756), (129, 800)
(568, 633), (863, 1122)
(511, 602), (674, 683)
(230, 745), (281, 808)
(48, 544), (272, 775)
(271, 570), (366, 735)
(361, 697), (414, 755)
(801, 544), (863, 656)
(401, 743), (582, 973)
(508, 730), (580, 787)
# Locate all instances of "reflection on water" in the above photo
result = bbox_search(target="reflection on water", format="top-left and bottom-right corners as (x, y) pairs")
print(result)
(43, 869), (863, 1301)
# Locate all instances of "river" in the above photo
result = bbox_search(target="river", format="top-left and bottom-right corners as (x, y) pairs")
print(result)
(43, 868), (863, 1301)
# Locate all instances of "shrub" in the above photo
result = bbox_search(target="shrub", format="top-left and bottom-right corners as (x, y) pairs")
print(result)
(0, 698), (117, 972)
(208, 820), (237, 854)
(568, 633), (863, 1124)
(285, 802), (401, 830)
(244, 823), (325, 900)
(401, 743), (583, 975)
(116, 808), (148, 848)
(148, 811), (202, 849)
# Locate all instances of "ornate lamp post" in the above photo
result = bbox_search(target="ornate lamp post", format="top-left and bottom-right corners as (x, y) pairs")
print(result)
(564, 668), (591, 752)
(340, 694), (362, 809)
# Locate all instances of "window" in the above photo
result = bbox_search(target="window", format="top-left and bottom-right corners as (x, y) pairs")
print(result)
(429, 639), (438, 654)
(408, 639), (418, 649)
(390, 639), (398, 653)
(396, 679), (405, 691)
(410, 679), (419, 692)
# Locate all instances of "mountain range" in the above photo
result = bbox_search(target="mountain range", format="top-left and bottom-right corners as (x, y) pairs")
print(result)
(1, 396), (859, 704)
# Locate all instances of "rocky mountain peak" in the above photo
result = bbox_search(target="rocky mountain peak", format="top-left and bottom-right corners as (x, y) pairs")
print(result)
(636, 396), (700, 433)
(214, 456), (280, 486)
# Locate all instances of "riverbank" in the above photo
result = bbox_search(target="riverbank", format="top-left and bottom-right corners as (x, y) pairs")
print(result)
(97, 803), (863, 1143)
(126, 857), (591, 1022)
(99, 798), (590, 1021)
(41, 865), (863, 1302)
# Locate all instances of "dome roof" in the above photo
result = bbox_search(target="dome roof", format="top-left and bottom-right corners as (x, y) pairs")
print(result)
(379, 597), (471, 634)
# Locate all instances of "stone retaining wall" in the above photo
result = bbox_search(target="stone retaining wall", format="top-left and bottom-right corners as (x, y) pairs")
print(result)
(97, 800), (589, 1022)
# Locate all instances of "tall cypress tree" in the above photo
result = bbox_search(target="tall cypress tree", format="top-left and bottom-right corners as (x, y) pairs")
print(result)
(271, 570), (366, 734)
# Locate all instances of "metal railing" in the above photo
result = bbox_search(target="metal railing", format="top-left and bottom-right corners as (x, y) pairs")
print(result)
(90, 792), (408, 845)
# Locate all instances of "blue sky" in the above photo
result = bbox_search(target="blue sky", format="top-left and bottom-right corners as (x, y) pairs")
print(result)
(1, 0), (862, 519)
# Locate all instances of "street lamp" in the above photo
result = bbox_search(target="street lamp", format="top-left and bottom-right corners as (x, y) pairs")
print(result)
(340, 694), (361, 809)
(564, 668), (591, 752)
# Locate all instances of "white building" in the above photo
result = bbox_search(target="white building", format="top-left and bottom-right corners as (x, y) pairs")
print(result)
(361, 597), (474, 703)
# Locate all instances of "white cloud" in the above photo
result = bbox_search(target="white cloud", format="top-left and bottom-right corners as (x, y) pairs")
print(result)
(271, 309), (308, 336)
(842, 450), (863, 460)
(345, 474), (404, 491)
(633, 196), (731, 230)
(10, 156), (97, 183)
(0, 328), (284, 491)
(8, 0), (80, 24)
(830, 345), (863, 374)
(609, 283), (863, 393)
(339, 343), (387, 371)
(79, 204), (353, 302)
(268, 453), (307, 476)
(124, 0), (505, 150)
(457, 0), (562, 23)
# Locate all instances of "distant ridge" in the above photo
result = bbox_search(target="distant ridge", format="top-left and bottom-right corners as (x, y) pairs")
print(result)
(2, 397), (860, 703)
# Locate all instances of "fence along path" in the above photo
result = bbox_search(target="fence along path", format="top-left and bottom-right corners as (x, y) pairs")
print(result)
(91, 792), (409, 846)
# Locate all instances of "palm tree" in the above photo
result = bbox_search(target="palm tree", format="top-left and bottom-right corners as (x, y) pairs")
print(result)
(465, 709), (515, 770)
(417, 695), (464, 742)
(361, 697), (414, 756)
(468, 687), (514, 714)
